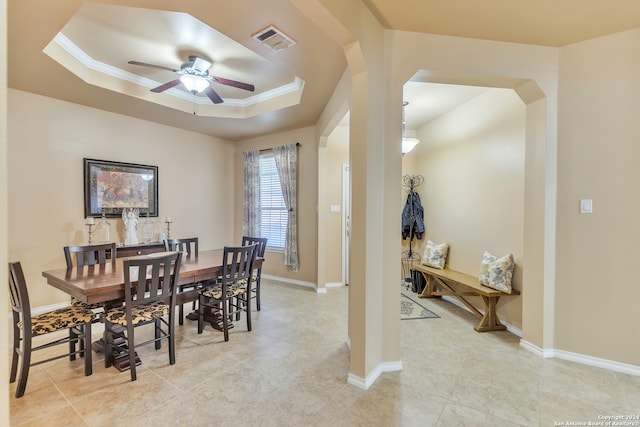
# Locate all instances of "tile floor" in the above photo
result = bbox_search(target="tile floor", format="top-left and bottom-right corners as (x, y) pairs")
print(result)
(8, 280), (640, 426)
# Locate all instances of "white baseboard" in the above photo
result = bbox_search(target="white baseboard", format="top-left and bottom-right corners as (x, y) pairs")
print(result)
(325, 282), (344, 288)
(347, 360), (403, 390)
(519, 340), (640, 377)
(262, 274), (316, 289)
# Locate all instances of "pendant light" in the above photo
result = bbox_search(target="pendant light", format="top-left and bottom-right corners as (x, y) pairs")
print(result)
(402, 101), (420, 155)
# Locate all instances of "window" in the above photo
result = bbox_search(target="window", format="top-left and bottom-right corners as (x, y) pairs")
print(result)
(259, 154), (287, 249)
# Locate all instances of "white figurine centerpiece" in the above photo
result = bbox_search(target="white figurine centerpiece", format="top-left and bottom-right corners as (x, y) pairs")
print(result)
(122, 207), (139, 245)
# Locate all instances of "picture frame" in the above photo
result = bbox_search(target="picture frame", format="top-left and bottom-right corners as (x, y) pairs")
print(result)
(84, 158), (158, 218)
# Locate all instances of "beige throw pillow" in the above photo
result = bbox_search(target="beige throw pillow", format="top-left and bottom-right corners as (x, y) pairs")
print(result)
(421, 240), (449, 269)
(479, 251), (515, 293)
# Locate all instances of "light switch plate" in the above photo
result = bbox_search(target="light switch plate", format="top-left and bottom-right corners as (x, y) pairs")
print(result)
(330, 205), (341, 213)
(580, 199), (593, 214)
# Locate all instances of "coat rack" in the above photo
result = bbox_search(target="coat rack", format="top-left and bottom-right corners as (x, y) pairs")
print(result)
(401, 174), (424, 288)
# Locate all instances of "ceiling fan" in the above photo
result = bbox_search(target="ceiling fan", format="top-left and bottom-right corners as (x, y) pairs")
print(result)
(128, 55), (255, 104)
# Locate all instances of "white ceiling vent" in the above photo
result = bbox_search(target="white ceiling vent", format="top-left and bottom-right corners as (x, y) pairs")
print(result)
(252, 25), (296, 52)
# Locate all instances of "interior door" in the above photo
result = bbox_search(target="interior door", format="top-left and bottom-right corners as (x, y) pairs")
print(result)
(342, 163), (350, 286)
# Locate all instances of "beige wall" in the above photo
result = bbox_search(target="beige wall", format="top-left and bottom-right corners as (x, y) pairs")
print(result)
(8, 89), (237, 308)
(410, 88), (526, 328)
(233, 126), (319, 285)
(556, 30), (640, 365)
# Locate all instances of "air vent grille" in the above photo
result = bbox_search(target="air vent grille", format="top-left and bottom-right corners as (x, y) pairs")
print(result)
(252, 25), (296, 52)
(256, 29), (277, 42)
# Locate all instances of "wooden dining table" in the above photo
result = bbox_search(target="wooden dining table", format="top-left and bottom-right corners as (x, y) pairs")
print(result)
(42, 249), (261, 306)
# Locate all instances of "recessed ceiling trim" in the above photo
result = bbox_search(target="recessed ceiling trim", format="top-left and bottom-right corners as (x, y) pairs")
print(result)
(46, 32), (305, 115)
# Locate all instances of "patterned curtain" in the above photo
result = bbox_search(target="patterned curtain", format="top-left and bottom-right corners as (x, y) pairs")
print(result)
(243, 150), (261, 237)
(273, 144), (299, 271)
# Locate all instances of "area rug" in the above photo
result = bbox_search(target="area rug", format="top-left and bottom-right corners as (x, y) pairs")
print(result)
(401, 288), (439, 320)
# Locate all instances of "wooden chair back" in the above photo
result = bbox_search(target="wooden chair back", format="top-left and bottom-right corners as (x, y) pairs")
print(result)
(8, 262), (31, 330)
(221, 244), (257, 286)
(241, 236), (267, 258)
(163, 238), (198, 256)
(64, 243), (117, 268)
(123, 252), (182, 308)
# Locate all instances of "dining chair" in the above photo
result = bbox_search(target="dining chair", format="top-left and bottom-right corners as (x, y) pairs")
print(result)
(103, 251), (182, 381)
(64, 242), (117, 268)
(63, 243), (118, 353)
(163, 237), (200, 325)
(241, 236), (268, 311)
(9, 261), (94, 398)
(63, 242), (117, 309)
(197, 244), (257, 341)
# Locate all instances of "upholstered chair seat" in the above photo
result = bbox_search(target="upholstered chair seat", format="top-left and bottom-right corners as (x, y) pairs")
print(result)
(104, 301), (170, 326)
(21, 306), (95, 335)
(199, 281), (247, 300)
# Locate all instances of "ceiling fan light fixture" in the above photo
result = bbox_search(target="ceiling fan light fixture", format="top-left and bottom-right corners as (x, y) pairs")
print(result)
(180, 74), (209, 94)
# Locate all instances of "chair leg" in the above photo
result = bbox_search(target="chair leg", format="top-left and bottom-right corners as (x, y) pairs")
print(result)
(168, 313), (176, 366)
(155, 319), (162, 350)
(10, 322), (20, 383)
(104, 322), (113, 368)
(15, 332), (32, 398)
(69, 328), (77, 361)
(255, 274), (261, 311)
(197, 295), (205, 334)
(127, 323), (137, 381)
(221, 296), (229, 342)
(246, 292), (252, 332)
(83, 322), (93, 376)
(178, 303), (184, 326)
(235, 295), (241, 321)
(79, 324), (86, 358)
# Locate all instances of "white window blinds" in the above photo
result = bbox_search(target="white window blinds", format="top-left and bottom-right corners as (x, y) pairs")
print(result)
(259, 154), (286, 249)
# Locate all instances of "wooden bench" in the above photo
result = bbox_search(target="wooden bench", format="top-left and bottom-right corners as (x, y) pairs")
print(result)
(413, 264), (520, 332)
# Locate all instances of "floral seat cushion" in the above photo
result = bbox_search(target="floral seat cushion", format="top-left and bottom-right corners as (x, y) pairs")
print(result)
(104, 301), (169, 326)
(18, 306), (95, 336)
(199, 282), (247, 300)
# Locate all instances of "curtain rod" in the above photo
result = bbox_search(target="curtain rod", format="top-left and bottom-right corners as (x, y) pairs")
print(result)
(259, 142), (301, 153)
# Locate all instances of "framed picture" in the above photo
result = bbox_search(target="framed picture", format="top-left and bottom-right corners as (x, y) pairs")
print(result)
(84, 158), (158, 218)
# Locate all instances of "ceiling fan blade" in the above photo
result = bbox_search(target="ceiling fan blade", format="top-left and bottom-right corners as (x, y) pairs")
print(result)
(211, 76), (255, 92)
(204, 86), (223, 104)
(128, 61), (179, 73)
(151, 79), (182, 93)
